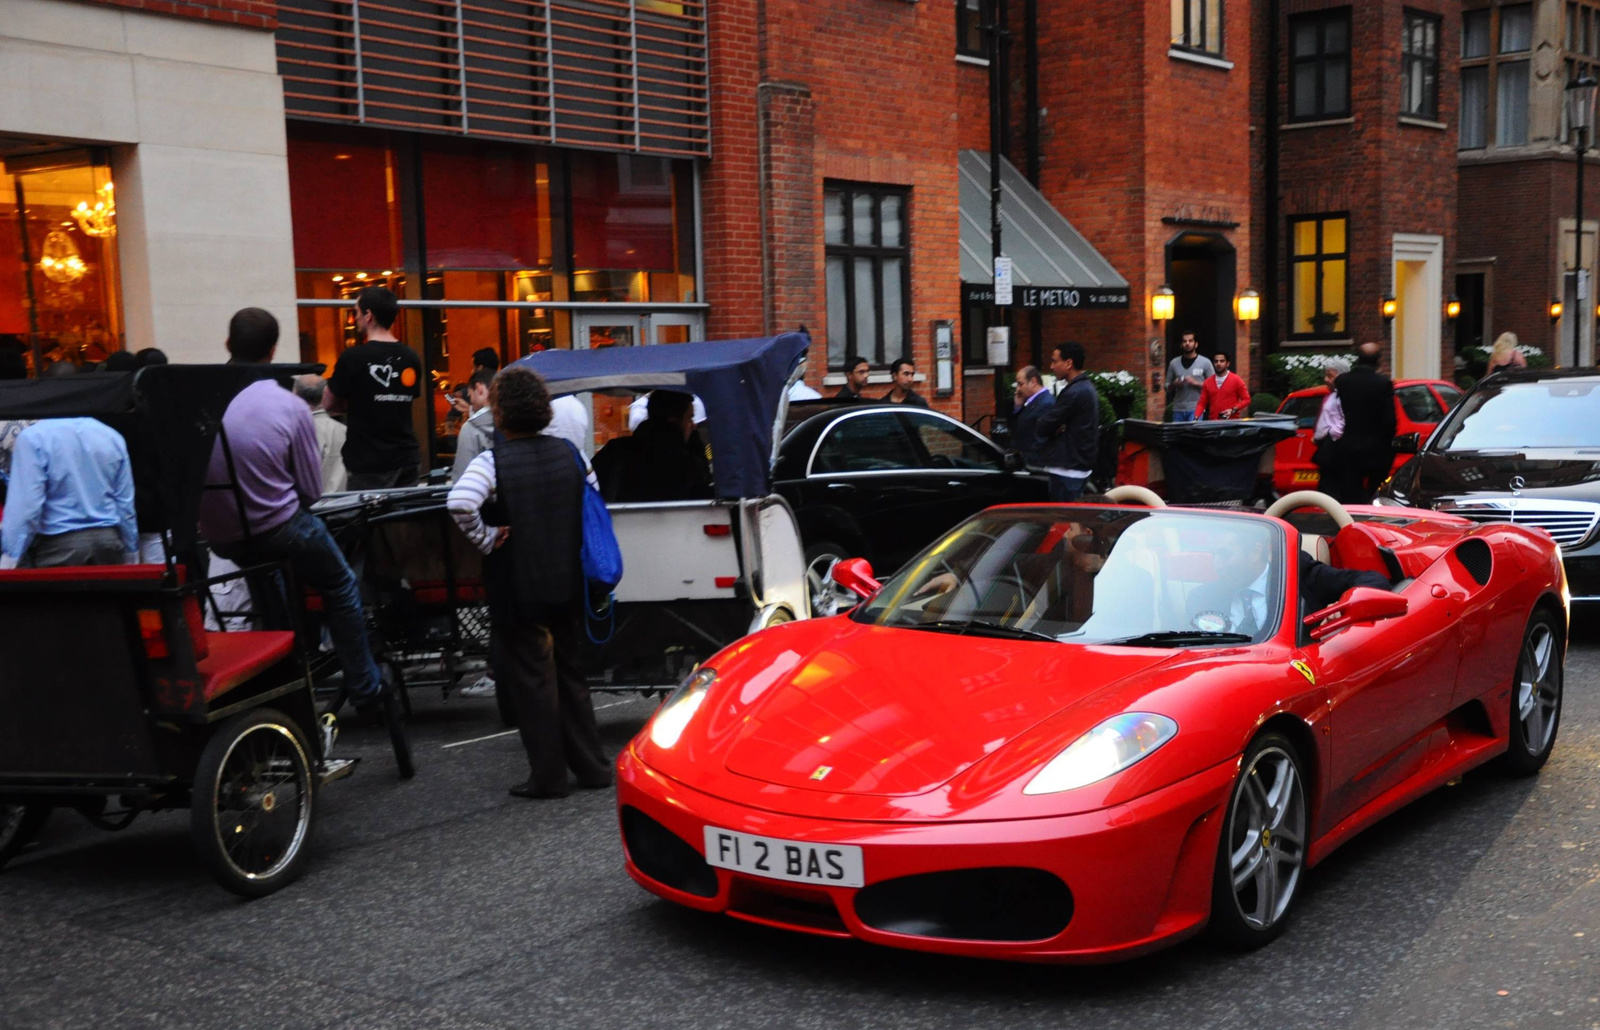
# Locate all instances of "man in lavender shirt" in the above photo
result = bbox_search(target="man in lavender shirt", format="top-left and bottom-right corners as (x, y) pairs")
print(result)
(198, 308), (382, 711)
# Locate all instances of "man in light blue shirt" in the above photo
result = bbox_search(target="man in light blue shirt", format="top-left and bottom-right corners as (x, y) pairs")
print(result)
(0, 418), (136, 568)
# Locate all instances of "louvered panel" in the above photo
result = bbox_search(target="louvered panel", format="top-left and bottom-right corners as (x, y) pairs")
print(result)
(276, 0), (708, 156)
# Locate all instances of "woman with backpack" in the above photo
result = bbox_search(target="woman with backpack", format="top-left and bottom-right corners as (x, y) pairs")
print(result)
(447, 366), (612, 799)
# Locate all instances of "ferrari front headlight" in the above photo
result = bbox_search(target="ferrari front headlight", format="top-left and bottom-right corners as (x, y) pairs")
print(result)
(1022, 713), (1178, 795)
(649, 667), (716, 749)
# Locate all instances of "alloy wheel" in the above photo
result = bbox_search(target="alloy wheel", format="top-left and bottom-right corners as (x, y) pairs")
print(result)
(1516, 621), (1559, 755)
(1226, 745), (1307, 931)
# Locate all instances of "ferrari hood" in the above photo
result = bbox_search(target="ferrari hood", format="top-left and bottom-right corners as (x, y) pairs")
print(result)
(715, 621), (1177, 797)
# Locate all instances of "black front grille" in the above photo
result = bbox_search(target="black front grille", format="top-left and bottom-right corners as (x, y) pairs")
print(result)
(854, 867), (1073, 942)
(621, 806), (718, 898)
(1455, 540), (1493, 586)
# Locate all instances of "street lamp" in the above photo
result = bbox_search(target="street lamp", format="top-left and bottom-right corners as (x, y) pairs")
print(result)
(1381, 294), (1398, 322)
(1235, 289), (1261, 322)
(1567, 74), (1598, 363)
(1151, 285), (1176, 323)
(1550, 298), (1566, 324)
(1445, 294), (1461, 322)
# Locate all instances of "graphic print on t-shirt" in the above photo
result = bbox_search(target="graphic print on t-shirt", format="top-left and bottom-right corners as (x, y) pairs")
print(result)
(330, 340), (423, 473)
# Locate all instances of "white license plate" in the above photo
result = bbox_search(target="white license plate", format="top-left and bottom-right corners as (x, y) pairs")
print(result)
(703, 827), (864, 888)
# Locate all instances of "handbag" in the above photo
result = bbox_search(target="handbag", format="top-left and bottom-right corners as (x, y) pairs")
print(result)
(565, 442), (624, 643)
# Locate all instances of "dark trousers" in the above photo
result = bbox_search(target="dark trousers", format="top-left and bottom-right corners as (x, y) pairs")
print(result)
(1319, 440), (1391, 505)
(213, 509), (381, 700)
(1047, 473), (1088, 503)
(492, 604), (609, 791)
(347, 466), (419, 490)
(22, 526), (125, 567)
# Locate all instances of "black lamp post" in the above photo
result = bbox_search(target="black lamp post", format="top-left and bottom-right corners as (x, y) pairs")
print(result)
(1566, 75), (1598, 365)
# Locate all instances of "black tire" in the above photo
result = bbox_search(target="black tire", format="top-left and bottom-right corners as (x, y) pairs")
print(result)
(0, 804), (51, 870)
(1209, 733), (1309, 950)
(1496, 609), (1563, 777)
(191, 708), (315, 898)
(383, 684), (416, 780)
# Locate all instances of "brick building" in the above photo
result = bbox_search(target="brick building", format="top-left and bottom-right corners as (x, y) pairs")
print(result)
(1457, 0), (1600, 369)
(1253, 0), (1460, 384)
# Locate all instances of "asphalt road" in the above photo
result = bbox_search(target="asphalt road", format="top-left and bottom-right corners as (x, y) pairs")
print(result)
(4, 618), (1599, 1030)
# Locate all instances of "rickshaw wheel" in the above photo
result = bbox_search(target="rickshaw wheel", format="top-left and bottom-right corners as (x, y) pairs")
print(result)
(192, 709), (315, 898)
(0, 804), (52, 870)
(382, 686), (416, 780)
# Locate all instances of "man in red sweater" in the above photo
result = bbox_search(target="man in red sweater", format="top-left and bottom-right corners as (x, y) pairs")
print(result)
(1195, 352), (1251, 420)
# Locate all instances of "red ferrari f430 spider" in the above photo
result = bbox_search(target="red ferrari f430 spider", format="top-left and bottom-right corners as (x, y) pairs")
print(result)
(616, 491), (1567, 962)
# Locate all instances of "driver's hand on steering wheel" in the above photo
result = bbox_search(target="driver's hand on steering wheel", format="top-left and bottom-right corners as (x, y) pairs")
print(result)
(915, 572), (960, 598)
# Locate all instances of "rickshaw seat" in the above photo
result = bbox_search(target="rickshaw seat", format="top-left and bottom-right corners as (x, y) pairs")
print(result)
(197, 631), (295, 701)
(0, 563), (168, 584)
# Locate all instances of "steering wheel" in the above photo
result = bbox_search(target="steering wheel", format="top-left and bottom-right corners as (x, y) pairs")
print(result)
(1263, 490), (1354, 530)
(1102, 485), (1167, 508)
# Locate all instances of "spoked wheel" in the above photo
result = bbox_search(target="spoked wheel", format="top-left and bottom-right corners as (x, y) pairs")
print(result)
(1210, 734), (1308, 948)
(804, 541), (857, 618)
(0, 804), (51, 870)
(192, 709), (315, 897)
(1497, 609), (1563, 776)
(382, 684), (416, 780)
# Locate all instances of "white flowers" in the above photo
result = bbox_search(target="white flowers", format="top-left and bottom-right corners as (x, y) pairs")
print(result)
(1276, 353), (1354, 371)
(1470, 344), (1543, 358)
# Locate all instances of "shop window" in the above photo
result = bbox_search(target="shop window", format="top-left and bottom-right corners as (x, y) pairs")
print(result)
(1289, 8), (1351, 121)
(0, 150), (124, 372)
(1171, 0), (1224, 56)
(957, 0), (989, 59)
(824, 183), (910, 369)
(1402, 11), (1441, 120)
(569, 152), (696, 304)
(1288, 214), (1349, 339)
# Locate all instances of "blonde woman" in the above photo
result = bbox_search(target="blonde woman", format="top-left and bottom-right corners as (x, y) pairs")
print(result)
(1486, 332), (1527, 376)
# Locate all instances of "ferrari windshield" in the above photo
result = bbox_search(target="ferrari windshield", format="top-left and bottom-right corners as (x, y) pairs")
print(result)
(1435, 379), (1600, 451)
(851, 508), (1285, 646)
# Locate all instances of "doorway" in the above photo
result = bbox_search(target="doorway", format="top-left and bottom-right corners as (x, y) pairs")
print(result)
(1164, 232), (1238, 366)
(1455, 271), (1487, 360)
(1392, 234), (1443, 380)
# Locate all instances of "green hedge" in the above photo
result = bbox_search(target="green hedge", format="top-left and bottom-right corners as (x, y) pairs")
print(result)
(1249, 391), (1281, 415)
(1458, 343), (1552, 380)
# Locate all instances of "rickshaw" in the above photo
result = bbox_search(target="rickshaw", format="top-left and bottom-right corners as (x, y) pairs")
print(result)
(0, 365), (407, 896)
(513, 333), (813, 692)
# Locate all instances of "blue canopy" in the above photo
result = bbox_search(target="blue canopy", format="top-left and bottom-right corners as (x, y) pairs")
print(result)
(513, 333), (809, 499)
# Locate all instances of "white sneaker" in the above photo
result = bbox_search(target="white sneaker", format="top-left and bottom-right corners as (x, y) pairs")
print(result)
(458, 675), (496, 698)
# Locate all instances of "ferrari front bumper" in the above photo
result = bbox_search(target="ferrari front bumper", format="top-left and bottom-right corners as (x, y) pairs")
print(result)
(616, 746), (1238, 963)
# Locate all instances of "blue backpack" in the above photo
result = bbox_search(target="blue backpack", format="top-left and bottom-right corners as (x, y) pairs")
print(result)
(565, 443), (623, 642)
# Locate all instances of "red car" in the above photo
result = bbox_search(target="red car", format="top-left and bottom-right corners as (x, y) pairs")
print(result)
(1272, 379), (1463, 495)
(617, 494), (1566, 962)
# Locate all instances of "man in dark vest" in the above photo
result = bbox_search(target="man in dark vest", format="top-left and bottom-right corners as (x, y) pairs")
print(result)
(1324, 342), (1397, 504)
(447, 366), (611, 798)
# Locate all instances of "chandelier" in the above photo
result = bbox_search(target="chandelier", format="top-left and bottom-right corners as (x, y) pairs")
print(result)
(72, 182), (116, 238)
(39, 230), (87, 283)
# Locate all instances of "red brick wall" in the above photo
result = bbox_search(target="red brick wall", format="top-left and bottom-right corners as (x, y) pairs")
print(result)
(77, 0), (275, 29)
(703, 0), (964, 416)
(1264, 0), (1458, 377)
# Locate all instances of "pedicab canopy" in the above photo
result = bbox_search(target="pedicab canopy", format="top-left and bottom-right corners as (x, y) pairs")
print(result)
(513, 332), (810, 499)
(0, 364), (322, 558)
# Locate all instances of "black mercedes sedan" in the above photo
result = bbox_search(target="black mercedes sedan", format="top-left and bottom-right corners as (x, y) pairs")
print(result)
(1376, 367), (1600, 601)
(773, 404), (1049, 614)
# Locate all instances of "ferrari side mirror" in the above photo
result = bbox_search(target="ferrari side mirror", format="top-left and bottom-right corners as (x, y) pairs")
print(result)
(1304, 586), (1409, 643)
(830, 557), (880, 600)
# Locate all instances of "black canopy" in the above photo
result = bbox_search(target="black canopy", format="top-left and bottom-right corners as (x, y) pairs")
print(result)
(0, 364), (322, 556)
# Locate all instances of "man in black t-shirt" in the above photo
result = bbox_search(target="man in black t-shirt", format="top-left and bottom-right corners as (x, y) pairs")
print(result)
(327, 287), (424, 489)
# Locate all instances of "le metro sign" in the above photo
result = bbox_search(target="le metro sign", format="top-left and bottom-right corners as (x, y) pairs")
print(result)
(963, 284), (1131, 309)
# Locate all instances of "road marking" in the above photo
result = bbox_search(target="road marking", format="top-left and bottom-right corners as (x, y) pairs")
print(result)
(441, 698), (646, 749)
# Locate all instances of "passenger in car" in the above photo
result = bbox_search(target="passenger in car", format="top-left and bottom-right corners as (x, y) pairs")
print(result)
(593, 390), (712, 503)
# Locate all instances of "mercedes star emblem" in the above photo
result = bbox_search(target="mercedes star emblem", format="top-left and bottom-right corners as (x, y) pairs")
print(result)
(1510, 475), (1526, 494)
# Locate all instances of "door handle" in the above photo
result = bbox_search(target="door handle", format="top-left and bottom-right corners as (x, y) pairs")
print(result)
(946, 480), (969, 488)
(828, 482), (856, 491)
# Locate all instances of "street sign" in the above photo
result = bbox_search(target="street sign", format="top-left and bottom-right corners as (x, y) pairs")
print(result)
(994, 256), (1013, 306)
(986, 326), (1010, 366)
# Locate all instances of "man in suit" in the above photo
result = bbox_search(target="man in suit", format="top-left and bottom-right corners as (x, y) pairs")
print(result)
(1191, 525), (1392, 639)
(1323, 342), (1397, 504)
(1010, 365), (1052, 468)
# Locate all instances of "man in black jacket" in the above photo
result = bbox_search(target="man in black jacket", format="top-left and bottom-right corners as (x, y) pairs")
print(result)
(1323, 342), (1397, 504)
(1010, 365), (1053, 468)
(447, 367), (611, 799)
(1035, 342), (1100, 502)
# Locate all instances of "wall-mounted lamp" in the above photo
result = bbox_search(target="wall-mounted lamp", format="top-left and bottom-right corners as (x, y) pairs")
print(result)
(1235, 289), (1261, 322)
(1444, 294), (1461, 322)
(1151, 285), (1176, 323)
(1381, 293), (1398, 322)
(1550, 299), (1566, 323)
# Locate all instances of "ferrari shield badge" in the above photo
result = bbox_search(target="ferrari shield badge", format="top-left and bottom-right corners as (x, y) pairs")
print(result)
(810, 765), (833, 782)
(1291, 660), (1316, 685)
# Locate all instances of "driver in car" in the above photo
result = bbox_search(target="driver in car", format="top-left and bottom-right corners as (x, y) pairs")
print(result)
(1191, 527), (1392, 637)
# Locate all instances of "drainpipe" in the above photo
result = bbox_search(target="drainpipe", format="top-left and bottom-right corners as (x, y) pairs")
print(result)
(1263, 0), (1281, 372)
(1025, 0), (1043, 366)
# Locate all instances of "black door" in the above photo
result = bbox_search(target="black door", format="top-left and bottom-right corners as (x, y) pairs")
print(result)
(898, 410), (1048, 531)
